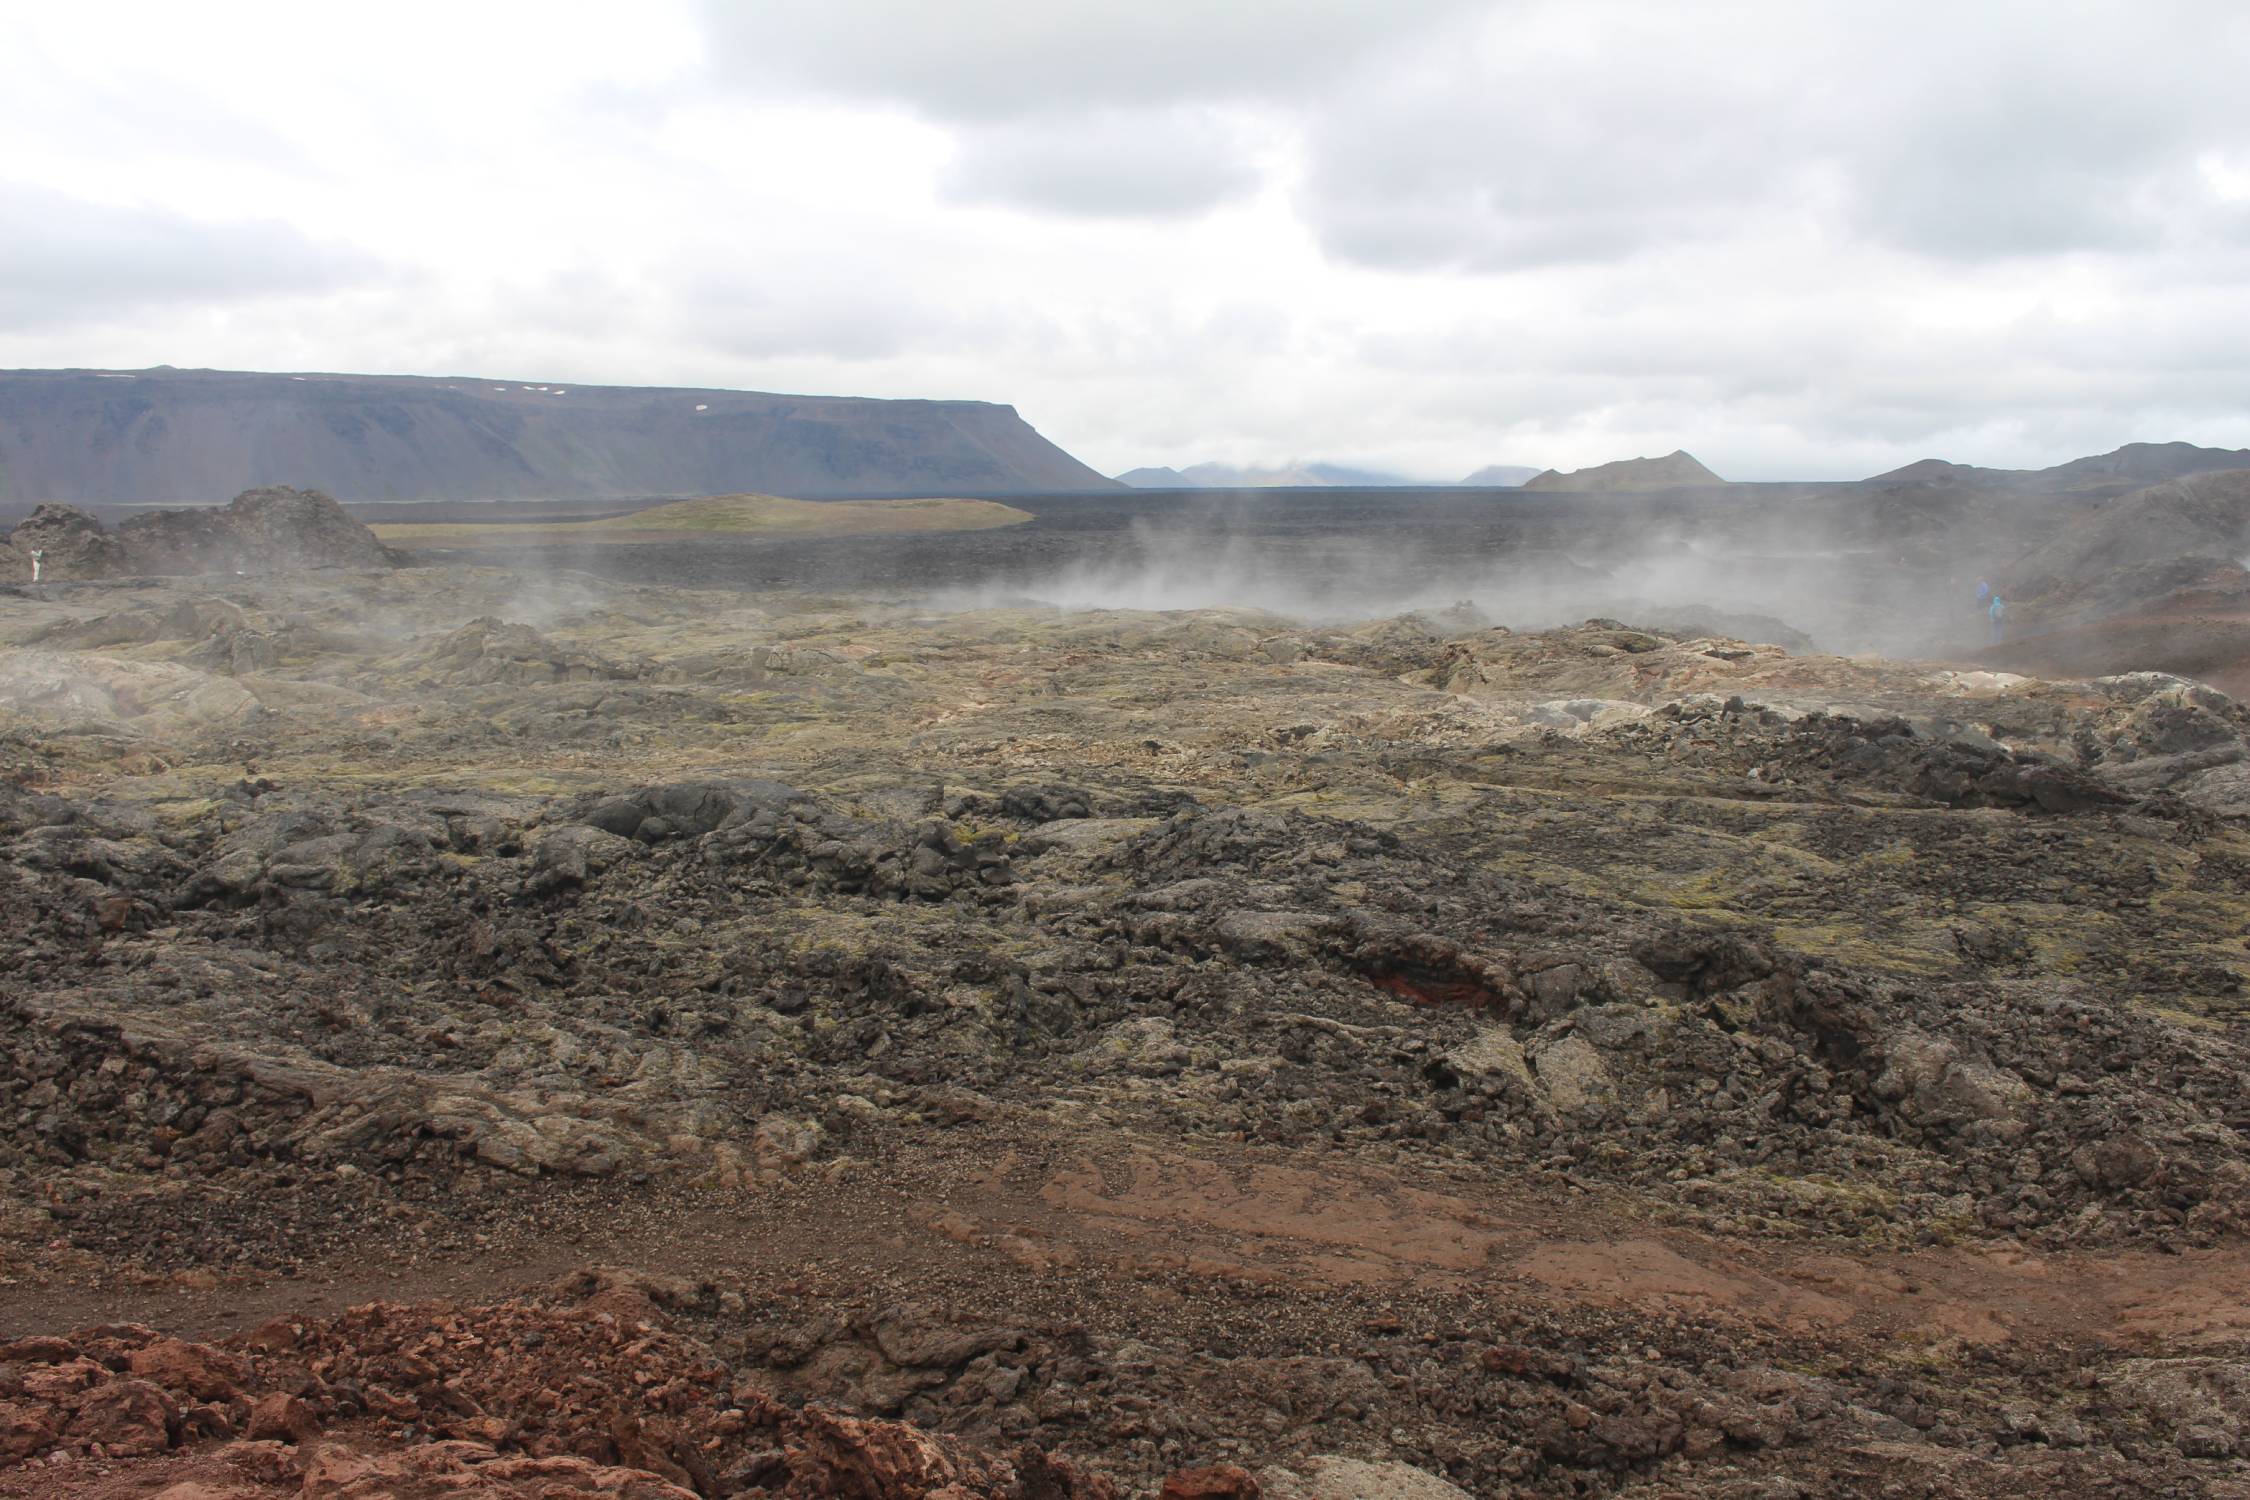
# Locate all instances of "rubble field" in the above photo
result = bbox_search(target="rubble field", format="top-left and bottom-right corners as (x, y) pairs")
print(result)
(3, 547), (2249, 1497)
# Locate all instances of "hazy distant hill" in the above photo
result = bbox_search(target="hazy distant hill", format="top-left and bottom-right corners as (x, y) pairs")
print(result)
(1522, 450), (1724, 491)
(0, 367), (1119, 503)
(1115, 461), (1421, 488)
(2008, 469), (2250, 594)
(1459, 464), (1541, 487)
(1117, 460), (1543, 488)
(1868, 458), (1998, 485)
(2035, 441), (2250, 488)
(1116, 466), (1197, 488)
(1870, 442), (2250, 490)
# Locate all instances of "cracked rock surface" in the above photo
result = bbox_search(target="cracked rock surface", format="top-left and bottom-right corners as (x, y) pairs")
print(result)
(2, 564), (2248, 1497)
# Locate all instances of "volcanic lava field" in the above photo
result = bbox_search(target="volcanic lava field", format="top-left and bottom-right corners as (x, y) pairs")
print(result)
(1, 486), (2248, 1497)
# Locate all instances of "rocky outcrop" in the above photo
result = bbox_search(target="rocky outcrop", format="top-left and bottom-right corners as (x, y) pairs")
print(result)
(0, 502), (125, 580)
(129, 484), (395, 572)
(1, 486), (396, 581)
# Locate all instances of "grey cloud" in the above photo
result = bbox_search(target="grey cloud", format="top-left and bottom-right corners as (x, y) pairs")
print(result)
(1836, 11), (2250, 259)
(1297, 8), (1801, 270)
(0, 182), (378, 331)
(1309, 193), (1722, 273)
(2, 33), (321, 180)
(1289, 3), (2250, 270)
(694, 0), (1458, 221)
(681, 289), (938, 363)
(695, 0), (1478, 122)
(697, 0), (2250, 259)
(943, 109), (1262, 218)
(668, 251), (971, 362)
(1150, 219), (2250, 475)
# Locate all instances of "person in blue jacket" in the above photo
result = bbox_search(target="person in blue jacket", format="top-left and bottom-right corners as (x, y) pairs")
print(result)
(1988, 592), (2007, 645)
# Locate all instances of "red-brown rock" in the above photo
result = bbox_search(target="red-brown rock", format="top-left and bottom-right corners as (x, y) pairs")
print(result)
(0, 1288), (1128, 1499)
(130, 1338), (251, 1402)
(241, 1317), (307, 1354)
(65, 1375), (178, 1456)
(0, 1336), (77, 1364)
(245, 1391), (322, 1443)
(145, 1480), (270, 1500)
(1011, 1446), (1121, 1500)
(361, 1383), (420, 1421)
(790, 1405), (965, 1498)
(1161, 1463), (1263, 1499)
(22, 1356), (106, 1399)
(180, 1400), (241, 1440)
(0, 1399), (58, 1460)
(302, 1441), (701, 1498)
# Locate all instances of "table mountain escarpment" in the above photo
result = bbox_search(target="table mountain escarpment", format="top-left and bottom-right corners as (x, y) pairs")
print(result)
(0, 368), (1118, 503)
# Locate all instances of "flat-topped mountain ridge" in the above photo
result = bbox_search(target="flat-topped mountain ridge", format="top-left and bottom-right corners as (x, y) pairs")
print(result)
(0, 367), (1119, 504)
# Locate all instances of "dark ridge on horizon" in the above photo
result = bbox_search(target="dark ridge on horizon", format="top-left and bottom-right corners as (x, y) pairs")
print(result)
(1871, 440), (2250, 489)
(1118, 441), (2250, 494)
(0, 366), (1120, 504)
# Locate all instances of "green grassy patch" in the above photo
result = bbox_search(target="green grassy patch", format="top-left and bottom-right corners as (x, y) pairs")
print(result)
(373, 494), (1033, 546)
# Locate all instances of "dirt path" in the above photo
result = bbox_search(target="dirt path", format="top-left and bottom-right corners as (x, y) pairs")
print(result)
(16, 1126), (2243, 1370)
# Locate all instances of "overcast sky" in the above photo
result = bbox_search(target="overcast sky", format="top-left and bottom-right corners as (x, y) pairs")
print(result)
(5, 0), (2248, 480)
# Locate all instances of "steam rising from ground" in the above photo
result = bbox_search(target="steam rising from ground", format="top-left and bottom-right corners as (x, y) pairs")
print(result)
(932, 518), (1927, 655)
(359, 492), (1998, 661)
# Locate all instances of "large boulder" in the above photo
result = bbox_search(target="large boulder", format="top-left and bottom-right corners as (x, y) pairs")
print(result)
(1871, 1029), (2034, 1131)
(1529, 1033), (1616, 1117)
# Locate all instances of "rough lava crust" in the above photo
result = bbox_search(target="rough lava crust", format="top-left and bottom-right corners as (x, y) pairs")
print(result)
(1, 545), (2249, 1497)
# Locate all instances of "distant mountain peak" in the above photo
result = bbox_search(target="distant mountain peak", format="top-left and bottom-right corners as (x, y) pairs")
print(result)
(1870, 457), (1987, 484)
(1521, 450), (1723, 492)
